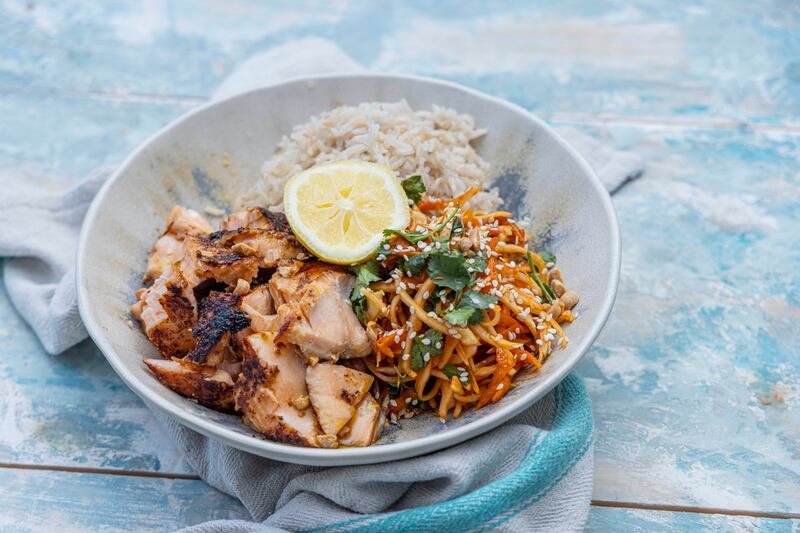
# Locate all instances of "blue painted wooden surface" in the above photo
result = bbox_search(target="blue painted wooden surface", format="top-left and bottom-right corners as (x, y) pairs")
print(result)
(1, 0), (799, 530)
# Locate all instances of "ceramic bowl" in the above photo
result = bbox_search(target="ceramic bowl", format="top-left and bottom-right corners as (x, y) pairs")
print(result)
(77, 74), (620, 466)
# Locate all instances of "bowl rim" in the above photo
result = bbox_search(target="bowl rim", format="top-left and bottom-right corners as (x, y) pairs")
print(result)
(77, 72), (620, 466)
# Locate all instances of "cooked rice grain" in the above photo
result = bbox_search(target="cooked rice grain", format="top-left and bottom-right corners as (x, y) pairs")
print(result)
(243, 101), (500, 212)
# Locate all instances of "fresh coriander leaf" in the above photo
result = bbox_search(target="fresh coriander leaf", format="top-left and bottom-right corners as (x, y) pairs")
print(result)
(444, 364), (460, 379)
(443, 290), (497, 326)
(450, 216), (464, 237)
(401, 175), (426, 204)
(400, 254), (428, 276)
(444, 364), (470, 383)
(460, 290), (497, 309)
(443, 307), (481, 326)
(411, 329), (443, 371)
(427, 251), (473, 291)
(381, 207), (461, 249)
(350, 261), (381, 322)
(464, 251), (486, 274)
(538, 250), (556, 264)
(526, 252), (556, 303)
(383, 228), (429, 245)
(387, 383), (405, 398)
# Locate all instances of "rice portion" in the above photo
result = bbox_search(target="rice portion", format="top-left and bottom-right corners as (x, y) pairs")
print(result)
(245, 101), (501, 212)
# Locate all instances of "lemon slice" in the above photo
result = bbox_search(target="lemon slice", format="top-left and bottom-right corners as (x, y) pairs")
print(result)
(283, 160), (410, 264)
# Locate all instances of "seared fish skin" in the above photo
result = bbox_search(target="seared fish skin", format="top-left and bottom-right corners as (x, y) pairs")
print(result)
(235, 332), (321, 447)
(131, 267), (197, 359)
(144, 358), (235, 413)
(186, 291), (250, 365)
(145, 206), (213, 282)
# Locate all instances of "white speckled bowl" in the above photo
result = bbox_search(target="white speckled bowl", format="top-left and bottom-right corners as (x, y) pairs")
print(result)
(77, 74), (620, 466)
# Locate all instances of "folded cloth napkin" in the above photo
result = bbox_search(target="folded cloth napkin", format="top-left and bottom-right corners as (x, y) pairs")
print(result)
(0, 38), (642, 532)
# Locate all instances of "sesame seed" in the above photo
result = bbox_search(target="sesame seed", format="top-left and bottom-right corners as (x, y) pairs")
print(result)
(535, 339), (543, 346)
(421, 338), (430, 345)
(409, 331), (417, 339)
(497, 264), (504, 271)
(548, 328), (557, 335)
(412, 399), (419, 405)
(423, 291), (430, 299)
(394, 335), (400, 343)
(448, 328), (457, 335)
(435, 342), (442, 349)
(405, 397), (411, 404)
(390, 400), (397, 407)
(401, 341), (407, 349)
(509, 261), (516, 267)
(402, 353), (410, 360)
(417, 241), (426, 249)
(423, 353), (430, 362)
(428, 311), (438, 318)
(467, 258), (475, 264)
(383, 244), (390, 250)
(515, 328), (521, 334)
(496, 383), (504, 391)
(484, 268), (490, 275)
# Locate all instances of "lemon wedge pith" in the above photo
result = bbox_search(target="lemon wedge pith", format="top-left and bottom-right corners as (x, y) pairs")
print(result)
(283, 160), (410, 265)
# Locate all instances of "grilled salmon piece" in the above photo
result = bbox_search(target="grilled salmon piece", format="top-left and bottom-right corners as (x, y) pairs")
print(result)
(179, 235), (260, 288)
(240, 285), (279, 334)
(220, 207), (289, 232)
(270, 263), (371, 361)
(340, 393), (383, 447)
(145, 206), (213, 282)
(144, 358), (235, 412)
(131, 267), (197, 358)
(216, 208), (306, 269)
(235, 332), (321, 447)
(185, 291), (250, 366)
(305, 362), (373, 436)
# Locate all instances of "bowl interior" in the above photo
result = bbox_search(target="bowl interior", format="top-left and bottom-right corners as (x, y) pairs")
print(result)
(78, 75), (618, 465)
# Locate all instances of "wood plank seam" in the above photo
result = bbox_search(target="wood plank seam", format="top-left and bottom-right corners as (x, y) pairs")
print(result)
(590, 500), (800, 521)
(1, 463), (798, 520)
(0, 462), (200, 481)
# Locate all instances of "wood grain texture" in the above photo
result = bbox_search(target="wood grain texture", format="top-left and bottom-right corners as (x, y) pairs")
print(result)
(0, 467), (248, 532)
(1, 0), (799, 529)
(587, 506), (800, 532)
(2, 1), (800, 125)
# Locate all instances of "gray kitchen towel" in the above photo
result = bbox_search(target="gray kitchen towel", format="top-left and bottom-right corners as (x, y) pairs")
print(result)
(0, 38), (641, 532)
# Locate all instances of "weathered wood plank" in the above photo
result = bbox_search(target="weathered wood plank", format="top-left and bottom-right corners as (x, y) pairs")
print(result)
(1, 1), (799, 125)
(0, 467), (248, 532)
(1, 85), (799, 510)
(0, 280), (192, 473)
(587, 506), (799, 532)
(567, 122), (800, 513)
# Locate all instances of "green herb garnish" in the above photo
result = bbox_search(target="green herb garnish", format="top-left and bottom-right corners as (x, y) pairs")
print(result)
(538, 250), (556, 264)
(526, 251), (556, 303)
(410, 329), (443, 371)
(444, 364), (470, 383)
(401, 175), (426, 204)
(350, 260), (381, 322)
(382, 208), (461, 247)
(443, 290), (498, 326)
(400, 253), (428, 276)
(427, 250), (474, 292)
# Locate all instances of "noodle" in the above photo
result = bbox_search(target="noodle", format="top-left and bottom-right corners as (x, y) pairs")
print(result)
(364, 193), (579, 422)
